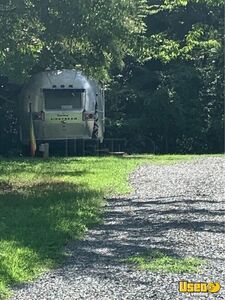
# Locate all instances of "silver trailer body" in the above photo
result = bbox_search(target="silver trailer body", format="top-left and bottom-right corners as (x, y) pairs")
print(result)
(19, 69), (105, 145)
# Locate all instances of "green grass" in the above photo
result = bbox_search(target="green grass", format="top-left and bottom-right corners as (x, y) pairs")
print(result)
(0, 154), (199, 297)
(124, 250), (204, 274)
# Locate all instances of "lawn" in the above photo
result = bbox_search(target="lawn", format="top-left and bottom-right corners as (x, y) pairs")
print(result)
(124, 250), (204, 274)
(0, 154), (196, 298)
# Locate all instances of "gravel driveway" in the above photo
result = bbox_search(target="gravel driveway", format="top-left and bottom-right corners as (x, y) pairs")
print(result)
(10, 157), (225, 300)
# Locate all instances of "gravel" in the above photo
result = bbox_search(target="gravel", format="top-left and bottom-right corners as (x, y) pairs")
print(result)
(10, 157), (225, 300)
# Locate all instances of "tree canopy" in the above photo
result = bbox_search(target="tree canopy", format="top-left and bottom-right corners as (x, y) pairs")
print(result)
(0, 0), (224, 154)
(0, 0), (149, 82)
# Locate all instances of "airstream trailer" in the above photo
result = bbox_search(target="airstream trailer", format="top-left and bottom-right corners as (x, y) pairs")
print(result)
(19, 69), (105, 154)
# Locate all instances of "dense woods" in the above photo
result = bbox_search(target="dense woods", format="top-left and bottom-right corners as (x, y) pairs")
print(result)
(0, 0), (224, 154)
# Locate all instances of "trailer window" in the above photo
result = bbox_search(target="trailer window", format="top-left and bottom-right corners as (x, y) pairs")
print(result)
(44, 89), (83, 110)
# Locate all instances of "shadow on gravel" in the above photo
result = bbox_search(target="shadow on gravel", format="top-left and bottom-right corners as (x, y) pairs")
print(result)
(60, 194), (224, 282)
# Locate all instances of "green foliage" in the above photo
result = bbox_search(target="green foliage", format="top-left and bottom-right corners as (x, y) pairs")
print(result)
(107, 0), (223, 153)
(125, 250), (204, 273)
(0, 0), (149, 82)
(0, 0), (223, 154)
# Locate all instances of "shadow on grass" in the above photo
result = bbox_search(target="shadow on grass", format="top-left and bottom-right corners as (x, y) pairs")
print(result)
(40, 170), (90, 177)
(0, 180), (103, 295)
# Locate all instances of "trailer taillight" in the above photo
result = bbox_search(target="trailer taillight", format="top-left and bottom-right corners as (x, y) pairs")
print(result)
(40, 111), (45, 120)
(34, 111), (45, 121)
(83, 112), (94, 120)
(87, 113), (94, 119)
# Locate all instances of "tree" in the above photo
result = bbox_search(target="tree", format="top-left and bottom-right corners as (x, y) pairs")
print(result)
(106, 0), (224, 153)
(0, 0), (149, 82)
(0, 0), (223, 154)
